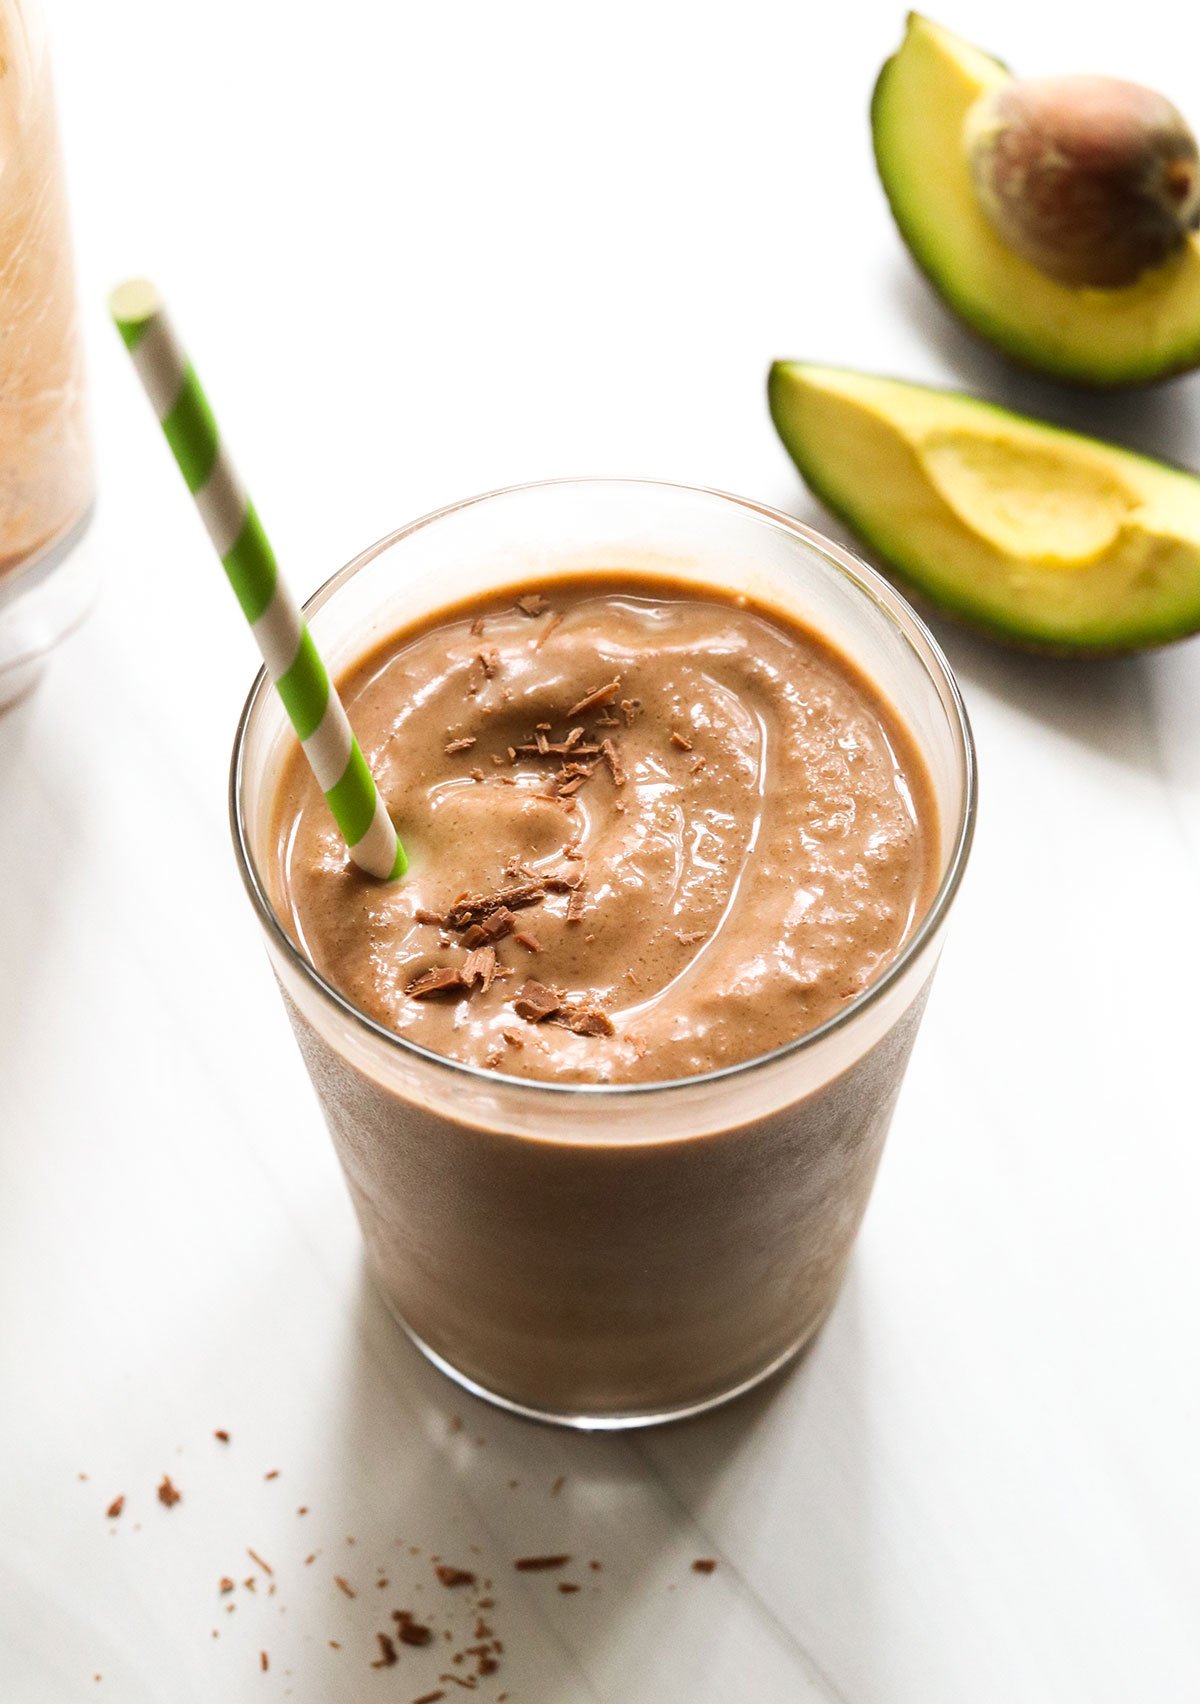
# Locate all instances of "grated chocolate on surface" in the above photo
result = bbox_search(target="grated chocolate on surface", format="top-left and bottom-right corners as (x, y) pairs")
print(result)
(461, 907), (516, 949)
(434, 1564), (477, 1588)
(371, 1632), (399, 1669)
(407, 967), (466, 1000)
(543, 869), (584, 892)
(445, 883), (544, 929)
(566, 678), (621, 718)
(512, 980), (561, 1023)
(462, 946), (497, 993)
(555, 1004), (614, 1037)
(600, 737), (626, 786)
(393, 1610), (434, 1647)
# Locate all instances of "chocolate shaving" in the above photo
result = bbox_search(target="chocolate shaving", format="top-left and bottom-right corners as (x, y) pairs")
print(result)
(413, 1693), (446, 1704)
(334, 1576), (356, 1598)
(260, 1652), (269, 1672)
(393, 1610), (434, 1647)
(463, 1646), (500, 1675)
(434, 1564), (477, 1588)
(444, 736), (477, 754)
(555, 1004), (614, 1037)
(106, 1495), (125, 1520)
(408, 966), (466, 999)
(461, 907), (516, 948)
(670, 730), (693, 750)
(214, 1429), (230, 1443)
(691, 1558), (718, 1574)
(513, 930), (542, 953)
(599, 737), (627, 786)
(544, 869), (584, 892)
(462, 946), (497, 993)
(516, 740), (601, 757)
(446, 883), (545, 929)
(219, 1577), (234, 1594)
(512, 980), (562, 1023)
(477, 648), (499, 679)
(677, 929), (707, 945)
(595, 710), (621, 726)
(247, 1548), (273, 1576)
(156, 1476), (181, 1508)
(566, 678), (621, 718)
(565, 883), (587, 924)
(501, 1028), (525, 1048)
(513, 1554), (571, 1571)
(557, 1583), (580, 1594)
(414, 907), (445, 926)
(371, 1632), (399, 1668)
(620, 698), (640, 724)
(555, 774), (587, 797)
(516, 592), (548, 617)
(534, 611), (564, 649)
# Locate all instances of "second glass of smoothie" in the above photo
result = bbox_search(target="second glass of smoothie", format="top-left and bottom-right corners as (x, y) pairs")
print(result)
(232, 480), (975, 1428)
(0, 0), (94, 708)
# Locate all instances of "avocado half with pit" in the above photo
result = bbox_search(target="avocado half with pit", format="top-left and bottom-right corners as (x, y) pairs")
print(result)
(768, 361), (1200, 653)
(873, 15), (1200, 385)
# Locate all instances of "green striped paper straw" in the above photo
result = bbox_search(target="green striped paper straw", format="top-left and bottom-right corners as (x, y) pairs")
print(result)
(109, 279), (406, 881)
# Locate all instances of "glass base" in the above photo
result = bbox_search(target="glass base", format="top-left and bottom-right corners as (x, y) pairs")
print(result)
(382, 1293), (818, 1431)
(0, 503), (97, 709)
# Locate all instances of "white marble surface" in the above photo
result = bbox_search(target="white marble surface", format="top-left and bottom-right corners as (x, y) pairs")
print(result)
(3, 1), (1200, 1698)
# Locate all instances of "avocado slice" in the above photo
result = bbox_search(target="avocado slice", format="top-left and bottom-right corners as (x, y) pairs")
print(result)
(768, 360), (1200, 653)
(872, 14), (1200, 386)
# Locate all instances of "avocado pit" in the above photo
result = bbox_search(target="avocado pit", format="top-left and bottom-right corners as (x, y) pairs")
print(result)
(966, 75), (1200, 288)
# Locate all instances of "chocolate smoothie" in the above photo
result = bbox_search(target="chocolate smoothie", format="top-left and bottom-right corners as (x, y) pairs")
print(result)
(264, 574), (942, 1419)
(273, 579), (938, 1079)
(0, 18), (90, 579)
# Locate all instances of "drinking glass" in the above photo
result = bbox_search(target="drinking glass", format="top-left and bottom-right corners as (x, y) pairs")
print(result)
(232, 479), (976, 1429)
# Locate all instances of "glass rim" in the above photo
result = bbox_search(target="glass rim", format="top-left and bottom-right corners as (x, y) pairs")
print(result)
(230, 475), (977, 1100)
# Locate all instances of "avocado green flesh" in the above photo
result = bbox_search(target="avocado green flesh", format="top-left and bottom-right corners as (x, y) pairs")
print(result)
(768, 361), (1200, 653)
(873, 15), (1200, 386)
